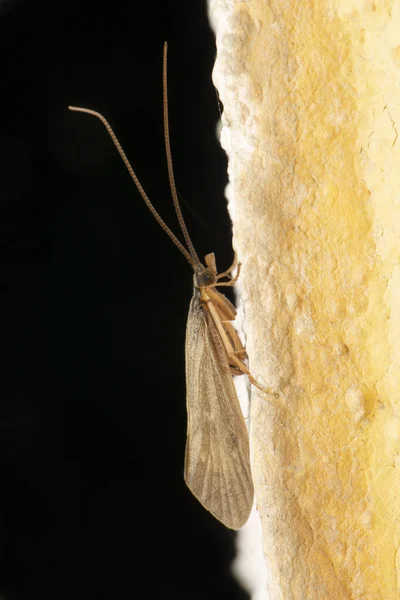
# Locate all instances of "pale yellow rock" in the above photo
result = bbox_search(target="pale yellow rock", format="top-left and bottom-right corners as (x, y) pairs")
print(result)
(209, 0), (400, 598)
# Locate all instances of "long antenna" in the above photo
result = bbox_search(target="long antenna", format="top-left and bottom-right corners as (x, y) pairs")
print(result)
(162, 42), (201, 266)
(68, 105), (196, 268)
(68, 52), (200, 269)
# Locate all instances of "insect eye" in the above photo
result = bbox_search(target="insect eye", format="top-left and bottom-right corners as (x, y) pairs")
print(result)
(196, 269), (216, 287)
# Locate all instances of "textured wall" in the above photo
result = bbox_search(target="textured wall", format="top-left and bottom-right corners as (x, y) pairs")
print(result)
(209, 1), (400, 597)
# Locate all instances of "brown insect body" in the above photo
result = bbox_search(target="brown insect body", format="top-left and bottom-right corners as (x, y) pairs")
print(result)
(185, 254), (254, 529)
(68, 43), (273, 529)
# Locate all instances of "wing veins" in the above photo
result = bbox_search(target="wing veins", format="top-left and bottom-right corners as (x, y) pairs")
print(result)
(184, 292), (254, 529)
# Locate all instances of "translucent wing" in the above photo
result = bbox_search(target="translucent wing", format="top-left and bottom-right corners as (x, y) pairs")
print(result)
(184, 291), (254, 529)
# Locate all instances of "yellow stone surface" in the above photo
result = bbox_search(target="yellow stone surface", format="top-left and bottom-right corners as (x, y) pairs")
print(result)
(210, 0), (400, 597)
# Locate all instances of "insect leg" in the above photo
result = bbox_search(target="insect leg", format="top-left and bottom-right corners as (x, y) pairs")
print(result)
(205, 300), (279, 397)
(211, 264), (241, 288)
(226, 352), (279, 396)
(222, 320), (247, 361)
(215, 254), (238, 281)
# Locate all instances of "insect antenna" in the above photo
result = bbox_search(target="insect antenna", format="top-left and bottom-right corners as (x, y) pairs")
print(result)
(68, 96), (197, 266)
(162, 42), (201, 268)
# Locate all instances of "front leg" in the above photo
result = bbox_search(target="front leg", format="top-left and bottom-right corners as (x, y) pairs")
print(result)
(215, 253), (238, 281)
(211, 263), (241, 288)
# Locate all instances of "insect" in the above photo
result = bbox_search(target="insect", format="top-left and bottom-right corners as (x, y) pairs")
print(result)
(69, 43), (274, 529)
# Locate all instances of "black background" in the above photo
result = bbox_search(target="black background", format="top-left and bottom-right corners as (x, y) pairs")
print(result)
(1, 1), (249, 598)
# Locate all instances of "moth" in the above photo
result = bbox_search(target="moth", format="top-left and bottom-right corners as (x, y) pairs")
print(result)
(69, 42), (271, 530)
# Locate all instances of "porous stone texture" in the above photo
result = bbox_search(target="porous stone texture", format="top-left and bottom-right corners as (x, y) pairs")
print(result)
(209, 1), (400, 597)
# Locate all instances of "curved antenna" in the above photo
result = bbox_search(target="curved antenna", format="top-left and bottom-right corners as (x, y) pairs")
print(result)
(163, 42), (201, 267)
(68, 105), (196, 269)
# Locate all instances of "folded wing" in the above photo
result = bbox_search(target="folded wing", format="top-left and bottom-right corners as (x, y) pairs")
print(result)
(184, 292), (254, 529)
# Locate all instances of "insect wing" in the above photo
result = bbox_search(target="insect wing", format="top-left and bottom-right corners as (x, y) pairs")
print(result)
(184, 292), (254, 529)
